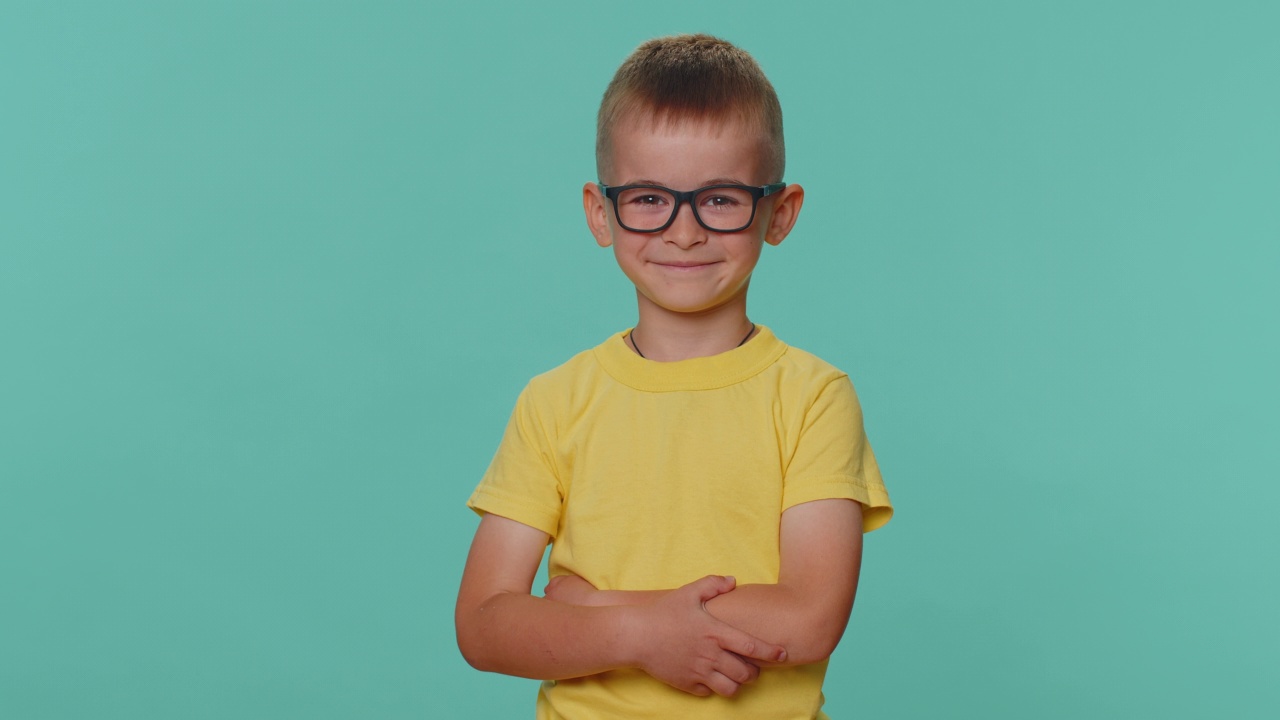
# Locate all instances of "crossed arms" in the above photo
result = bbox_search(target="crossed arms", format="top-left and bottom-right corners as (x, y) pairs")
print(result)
(454, 498), (863, 698)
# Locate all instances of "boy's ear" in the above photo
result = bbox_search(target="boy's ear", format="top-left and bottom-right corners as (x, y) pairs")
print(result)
(764, 183), (805, 247)
(583, 183), (613, 248)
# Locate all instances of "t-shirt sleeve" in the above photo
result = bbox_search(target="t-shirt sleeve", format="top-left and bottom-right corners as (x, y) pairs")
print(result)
(466, 384), (564, 537)
(782, 375), (893, 532)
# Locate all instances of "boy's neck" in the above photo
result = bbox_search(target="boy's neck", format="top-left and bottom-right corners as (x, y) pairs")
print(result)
(628, 298), (756, 362)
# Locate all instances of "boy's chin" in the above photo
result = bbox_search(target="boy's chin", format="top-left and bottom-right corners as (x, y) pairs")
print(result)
(637, 292), (746, 317)
(637, 280), (751, 313)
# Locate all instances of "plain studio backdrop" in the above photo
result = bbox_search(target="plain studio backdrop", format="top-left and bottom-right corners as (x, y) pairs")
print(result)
(1, 1), (1276, 718)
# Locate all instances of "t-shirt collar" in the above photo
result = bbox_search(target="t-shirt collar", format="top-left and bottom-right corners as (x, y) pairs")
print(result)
(592, 325), (787, 392)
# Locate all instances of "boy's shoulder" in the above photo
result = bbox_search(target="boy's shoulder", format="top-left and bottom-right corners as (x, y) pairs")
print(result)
(772, 340), (849, 379)
(510, 335), (616, 413)
(523, 336), (614, 390)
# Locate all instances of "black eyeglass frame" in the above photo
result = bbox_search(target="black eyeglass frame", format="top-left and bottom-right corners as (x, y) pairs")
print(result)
(598, 182), (786, 234)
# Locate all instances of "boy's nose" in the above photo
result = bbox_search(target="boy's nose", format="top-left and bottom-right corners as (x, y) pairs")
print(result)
(661, 202), (707, 248)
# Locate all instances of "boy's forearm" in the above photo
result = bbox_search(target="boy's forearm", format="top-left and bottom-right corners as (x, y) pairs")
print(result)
(707, 499), (862, 665)
(704, 584), (847, 666)
(457, 590), (639, 680)
(570, 583), (844, 666)
(548, 500), (864, 667)
(459, 515), (787, 696)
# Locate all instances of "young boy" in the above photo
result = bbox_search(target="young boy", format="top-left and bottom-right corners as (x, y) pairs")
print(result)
(456, 34), (893, 719)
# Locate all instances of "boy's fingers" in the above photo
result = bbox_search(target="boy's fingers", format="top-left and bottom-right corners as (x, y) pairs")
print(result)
(688, 683), (713, 698)
(704, 671), (743, 698)
(719, 627), (787, 664)
(719, 653), (760, 685)
(690, 574), (737, 603)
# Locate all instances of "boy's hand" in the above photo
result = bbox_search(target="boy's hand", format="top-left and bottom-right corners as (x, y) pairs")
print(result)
(544, 574), (601, 606)
(630, 575), (787, 698)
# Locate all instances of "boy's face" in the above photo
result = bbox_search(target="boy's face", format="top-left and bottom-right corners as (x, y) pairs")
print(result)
(584, 115), (803, 318)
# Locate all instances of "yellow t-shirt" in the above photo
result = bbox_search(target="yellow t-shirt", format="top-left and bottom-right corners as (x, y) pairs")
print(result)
(469, 326), (892, 720)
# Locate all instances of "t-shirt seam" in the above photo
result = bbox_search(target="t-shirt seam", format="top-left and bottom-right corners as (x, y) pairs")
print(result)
(800, 374), (855, 427)
(520, 379), (568, 492)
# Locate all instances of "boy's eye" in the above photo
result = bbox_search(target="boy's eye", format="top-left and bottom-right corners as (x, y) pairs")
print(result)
(618, 190), (672, 208)
(697, 190), (751, 213)
(702, 194), (741, 207)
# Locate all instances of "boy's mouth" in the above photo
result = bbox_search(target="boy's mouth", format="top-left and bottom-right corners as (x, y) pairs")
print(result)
(653, 260), (718, 269)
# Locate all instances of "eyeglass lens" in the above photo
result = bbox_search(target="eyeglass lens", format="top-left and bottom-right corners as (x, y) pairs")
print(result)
(615, 187), (756, 231)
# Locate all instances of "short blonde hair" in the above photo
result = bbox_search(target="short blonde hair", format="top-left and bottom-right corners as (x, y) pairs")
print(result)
(596, 34), (785, 183)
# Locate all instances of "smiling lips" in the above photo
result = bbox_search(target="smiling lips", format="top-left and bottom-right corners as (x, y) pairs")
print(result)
(653, 260), (718, 269)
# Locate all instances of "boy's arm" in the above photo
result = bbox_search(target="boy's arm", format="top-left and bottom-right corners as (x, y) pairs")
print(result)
(544, 498), (863, 666)
(455, 512), (788, 697)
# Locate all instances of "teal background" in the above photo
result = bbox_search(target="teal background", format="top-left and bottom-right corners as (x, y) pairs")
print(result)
(2, 1), (1276, 717)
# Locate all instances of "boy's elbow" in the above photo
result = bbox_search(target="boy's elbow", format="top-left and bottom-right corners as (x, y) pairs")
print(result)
(456, 630), (487, 671)
(775, 627), (840, 666)
(457, 624), (509, 673)
(455, 603), (498, 672)
(796, 632), (842, 665)
(459, 645), (497, 673)
(784, 605), (851, 665)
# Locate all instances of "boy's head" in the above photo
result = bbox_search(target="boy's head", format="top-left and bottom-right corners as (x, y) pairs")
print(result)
(584, 34), (804, 322)
(595, 34), (784, 184)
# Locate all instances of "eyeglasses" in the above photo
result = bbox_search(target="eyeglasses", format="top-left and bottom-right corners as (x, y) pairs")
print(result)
(599, 182), (786, 233)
